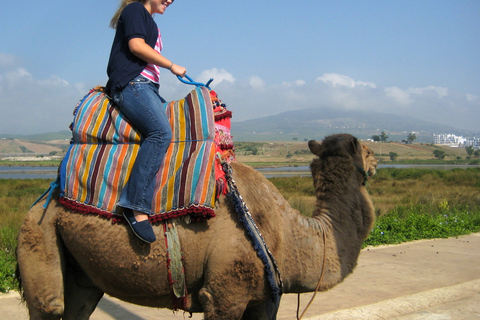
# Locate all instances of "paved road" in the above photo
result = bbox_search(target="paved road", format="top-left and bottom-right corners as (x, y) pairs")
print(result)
(2, 233), (479, 319)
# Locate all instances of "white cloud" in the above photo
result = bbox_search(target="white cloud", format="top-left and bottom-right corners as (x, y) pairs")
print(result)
(407, 85), (448, 98)
(248, 76), (265, 90)
(0, 52), (18, 71)
(385, 86), (412, 105)
(281, 80), (306, 87)
(211, 71), (479, 132)
(197, 68), (235, 87)
(385, 85), (449, 106)
(316, 73), (376, 89)
(1, 57), (478, 135)
(466, 93), (477, 102)
(0, 55), (85, 135)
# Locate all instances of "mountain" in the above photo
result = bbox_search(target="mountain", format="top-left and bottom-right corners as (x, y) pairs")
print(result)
(1, 110), (476, 144)
(0, 130), (72, 141)
(230, 108), (478, 143)
(0, 131), (71, 156)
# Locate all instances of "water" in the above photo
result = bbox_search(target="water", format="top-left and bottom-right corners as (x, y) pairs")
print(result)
(0, 166), (58, 180)
(1, 164), (478, 179)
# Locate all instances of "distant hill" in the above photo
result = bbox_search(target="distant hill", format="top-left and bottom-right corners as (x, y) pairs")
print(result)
(231, 108), (478, 143)
(0, 130), (72, 141)
(1, 109), (477, 145)
(0, 131), (71, 156)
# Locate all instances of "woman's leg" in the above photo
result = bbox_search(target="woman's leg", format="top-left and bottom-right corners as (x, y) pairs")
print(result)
(113, 76), (172, 242)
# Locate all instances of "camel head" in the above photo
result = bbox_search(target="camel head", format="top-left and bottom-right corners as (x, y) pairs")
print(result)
(308, 134), (377, 186)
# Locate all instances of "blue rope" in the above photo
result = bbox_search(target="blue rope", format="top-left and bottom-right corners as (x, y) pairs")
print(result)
(177, 74), (214, 88)
(223, 163), (283, 308)
(31, 177), (60, 209)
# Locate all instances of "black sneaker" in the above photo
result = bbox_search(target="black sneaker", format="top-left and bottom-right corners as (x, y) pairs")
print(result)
(123, 209), (156, 243)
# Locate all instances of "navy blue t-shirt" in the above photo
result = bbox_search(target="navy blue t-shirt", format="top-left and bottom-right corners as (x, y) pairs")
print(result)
(106, 2), (158, 93)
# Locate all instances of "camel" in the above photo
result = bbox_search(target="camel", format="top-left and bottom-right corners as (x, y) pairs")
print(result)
(16, 133), (377, 320)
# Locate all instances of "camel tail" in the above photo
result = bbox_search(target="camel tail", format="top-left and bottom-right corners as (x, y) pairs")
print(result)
(15, 248), (26, 303)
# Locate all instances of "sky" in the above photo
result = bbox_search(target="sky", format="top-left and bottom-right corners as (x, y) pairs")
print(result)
(1, 0), (479, 135)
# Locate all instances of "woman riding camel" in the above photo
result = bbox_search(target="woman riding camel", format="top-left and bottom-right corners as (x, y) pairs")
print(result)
(106, 0), (186, 243)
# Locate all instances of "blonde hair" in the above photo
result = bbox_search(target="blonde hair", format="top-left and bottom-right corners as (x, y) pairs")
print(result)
(110, 0), (145, 29)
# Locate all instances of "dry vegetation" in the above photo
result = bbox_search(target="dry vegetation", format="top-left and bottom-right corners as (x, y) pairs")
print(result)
(235, 140), (471, 167)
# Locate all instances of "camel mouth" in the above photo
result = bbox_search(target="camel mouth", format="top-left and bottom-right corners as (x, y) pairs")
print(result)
(361, 144), (377, 178)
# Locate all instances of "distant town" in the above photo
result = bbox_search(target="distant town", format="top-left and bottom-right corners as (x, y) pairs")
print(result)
(433, 133), (480, 149)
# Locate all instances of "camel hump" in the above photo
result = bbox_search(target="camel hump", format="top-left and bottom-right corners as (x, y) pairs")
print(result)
(58, 86), (235, 223)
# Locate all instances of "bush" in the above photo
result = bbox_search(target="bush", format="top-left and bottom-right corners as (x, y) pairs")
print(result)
(364, 204), (480, 247)
(0, 249), (16, 293)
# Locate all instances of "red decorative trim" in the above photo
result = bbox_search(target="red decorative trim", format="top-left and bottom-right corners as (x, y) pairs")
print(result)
(59, 197), (215, 225)
(149, 206), (215, 224)
(59, 197), (123, 224)
(219, 144), (235, 151)
(214, 110), (232, 121)
(216, 176), (228, 197)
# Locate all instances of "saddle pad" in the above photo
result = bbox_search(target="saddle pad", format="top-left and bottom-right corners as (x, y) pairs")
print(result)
(59, 86), (217, 223)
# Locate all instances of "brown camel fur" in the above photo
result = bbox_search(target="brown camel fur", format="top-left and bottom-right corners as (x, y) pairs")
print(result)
(16, 133), (377, 320)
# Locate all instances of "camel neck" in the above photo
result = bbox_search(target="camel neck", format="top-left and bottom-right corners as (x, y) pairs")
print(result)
(279, 191), (369, 294)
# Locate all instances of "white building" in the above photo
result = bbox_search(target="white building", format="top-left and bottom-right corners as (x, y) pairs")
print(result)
(433, 134), (480, 148)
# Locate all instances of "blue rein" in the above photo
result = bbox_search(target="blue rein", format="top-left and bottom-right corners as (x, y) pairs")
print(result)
(177, 74), (213, 88)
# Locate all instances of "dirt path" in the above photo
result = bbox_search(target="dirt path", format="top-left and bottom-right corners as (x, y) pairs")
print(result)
(2, 233), (479, 319)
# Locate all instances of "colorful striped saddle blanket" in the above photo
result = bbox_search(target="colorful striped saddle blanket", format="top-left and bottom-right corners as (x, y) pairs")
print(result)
(59, 86), (223, 223)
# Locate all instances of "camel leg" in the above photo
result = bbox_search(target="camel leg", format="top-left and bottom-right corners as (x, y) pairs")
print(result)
(16, 202), (65, 320)
(241, 302), (273, 320)
(63, 252), (104, 320)
(199, 288), (246, 320)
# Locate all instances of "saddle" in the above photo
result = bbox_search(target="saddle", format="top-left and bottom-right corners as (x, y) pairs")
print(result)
(59, 86), (234, 224)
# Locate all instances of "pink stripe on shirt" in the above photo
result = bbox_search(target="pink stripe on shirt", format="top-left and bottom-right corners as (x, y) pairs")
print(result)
(141, 28), (163, 84)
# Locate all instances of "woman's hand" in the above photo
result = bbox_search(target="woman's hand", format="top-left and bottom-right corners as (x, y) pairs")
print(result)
(170, 64), (186, 77)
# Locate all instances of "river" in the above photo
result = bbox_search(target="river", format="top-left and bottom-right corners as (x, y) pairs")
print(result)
(0, 166), (58, 179)
(1, 164), (478, 180)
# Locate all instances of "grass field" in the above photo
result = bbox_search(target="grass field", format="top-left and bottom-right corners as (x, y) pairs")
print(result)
(235, 140), (479, 167)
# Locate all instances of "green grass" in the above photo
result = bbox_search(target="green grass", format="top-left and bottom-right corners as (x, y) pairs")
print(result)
(363, 204), (480, 247)
(0, 179), (52, 293)
(0, 246), (16, 293)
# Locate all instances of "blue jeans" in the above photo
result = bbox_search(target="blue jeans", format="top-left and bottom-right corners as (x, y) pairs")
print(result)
(112, 76), (172, 215)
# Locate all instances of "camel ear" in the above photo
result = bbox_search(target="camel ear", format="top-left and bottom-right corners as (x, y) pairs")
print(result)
(348, 137), (359, 155)
(308, 140), (323, 155)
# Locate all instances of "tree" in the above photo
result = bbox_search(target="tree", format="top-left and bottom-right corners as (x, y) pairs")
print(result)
(474, 150), (480, 158)
(389, 152), (398, 161)
(433, 149), (446, 160)
(407, 132), (417, 144)
(380, 131), (389, 143)
(466, 146), (474, 156)
(371, 135), (381, 142)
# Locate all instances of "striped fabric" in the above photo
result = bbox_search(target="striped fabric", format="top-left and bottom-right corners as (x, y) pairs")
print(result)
(60, 86), (217, 222)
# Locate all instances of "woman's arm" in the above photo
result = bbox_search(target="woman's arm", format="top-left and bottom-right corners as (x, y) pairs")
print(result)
(129, 38), (186, 77)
